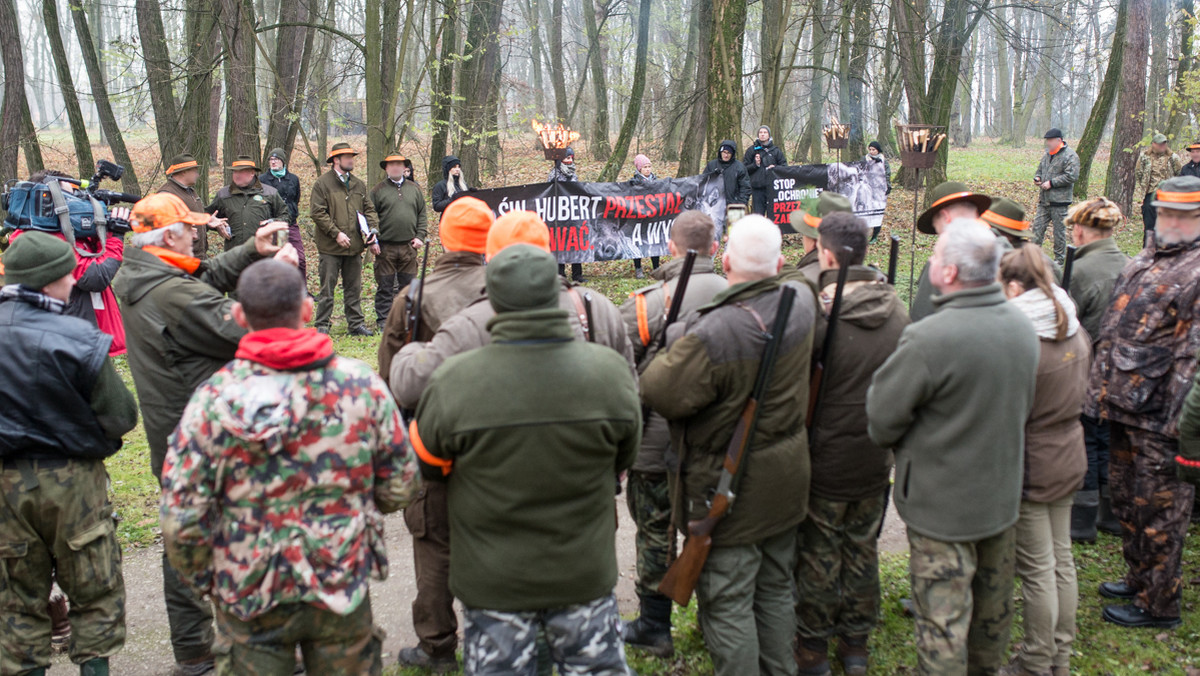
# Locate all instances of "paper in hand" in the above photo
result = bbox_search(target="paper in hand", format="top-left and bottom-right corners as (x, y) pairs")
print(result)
(357, 212), (370, 238)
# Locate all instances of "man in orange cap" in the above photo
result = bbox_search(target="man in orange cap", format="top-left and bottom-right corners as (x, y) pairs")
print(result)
(371, 154), (428, 327)
(310, 142), (380, 336)
(111, 193), (297, 675)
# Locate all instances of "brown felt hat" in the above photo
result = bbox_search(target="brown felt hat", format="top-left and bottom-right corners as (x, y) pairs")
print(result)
(165, 154), (199, 176)
(916, 182), (992, 235)
(980, 197), (1032, 241)
(326, 142), (357, 164)
(789, 191), (852, 239)
(228, 155), (259, 173)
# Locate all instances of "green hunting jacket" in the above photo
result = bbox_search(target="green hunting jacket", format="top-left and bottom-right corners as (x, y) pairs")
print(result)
(207, 178), (288, 251)
(1068, 237), (1129, 345)
(310, 169), (379, 256)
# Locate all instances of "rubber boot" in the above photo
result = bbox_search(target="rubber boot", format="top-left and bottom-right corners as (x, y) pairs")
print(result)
(623, 593), (674, 657)
(1070, 489), (1099, 543)
(836, 635), (869, 675)
(80, 658), (109, 676)
(1097, 485), (1121, 535)
(794, 636), (832, 676)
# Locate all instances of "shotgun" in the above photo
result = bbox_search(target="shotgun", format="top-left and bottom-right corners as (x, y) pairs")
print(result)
(406, 241), (432, 344)
(583, 292), (596, 343)
(886, 235), (900, 285)
(806, 255), (851, 440)
(1061, 244), (1077, 293)
(658, 284), (798, 605)
(653, 249), (699, 353)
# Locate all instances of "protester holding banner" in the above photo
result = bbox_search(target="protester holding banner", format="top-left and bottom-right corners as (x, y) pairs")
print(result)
(630, 154), (662, 278)
(865, 142), (891, 194)
(432, 155), (471, 213)
(705, 140), (751, 209)
(549, 149), (587, 283)
(745, 126), (787, 215)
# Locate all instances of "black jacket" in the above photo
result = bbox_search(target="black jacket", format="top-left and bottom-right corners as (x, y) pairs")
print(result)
(0, 294), (137, 459)
(432, 155), (471, 213)
(1182, 161), (1200, 179)
(259, 170), (301, 224)
(705, 142), (751, 205)
(744, 140), (786, 189)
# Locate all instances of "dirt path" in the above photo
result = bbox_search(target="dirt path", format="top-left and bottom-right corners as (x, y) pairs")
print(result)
(47, 497), (907, 674)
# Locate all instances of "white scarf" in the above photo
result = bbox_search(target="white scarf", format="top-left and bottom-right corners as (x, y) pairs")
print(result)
(1009, 285), (1079, 340)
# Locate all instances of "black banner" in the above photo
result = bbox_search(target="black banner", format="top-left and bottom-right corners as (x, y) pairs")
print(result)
(768, 159), (888, 234)
(470, 174), (727, 263)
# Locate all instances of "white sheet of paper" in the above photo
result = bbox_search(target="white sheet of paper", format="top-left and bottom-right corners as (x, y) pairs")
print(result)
(91, 292), (104, 310)
(357, 212), (370, 238)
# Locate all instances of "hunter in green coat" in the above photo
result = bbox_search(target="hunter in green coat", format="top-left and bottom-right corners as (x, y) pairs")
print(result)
(207, 155), (288, 251)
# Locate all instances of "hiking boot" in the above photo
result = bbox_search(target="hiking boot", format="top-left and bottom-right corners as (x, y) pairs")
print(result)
(80, 658), (110, 676)
(998, 663), (1051, 676)
(793, 637), (832, 676)
(1070, 489), (1098, 543)
(1102, 604), (1181, 629)
(396, 646), (458, 674)
(623, 594), (673, 658)
(348, 325), (374, 337)
(634, 267), (646, 279)
(1097, 486), (1121, 535)
(836, 635), (869, 675)
(1099, 580), (1137, 600)
(172, 655), (215, 676)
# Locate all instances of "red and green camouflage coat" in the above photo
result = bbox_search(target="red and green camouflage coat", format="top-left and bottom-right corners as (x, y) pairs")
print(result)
(160, 352), (419, 621)
(1085, 237), (1200, 437)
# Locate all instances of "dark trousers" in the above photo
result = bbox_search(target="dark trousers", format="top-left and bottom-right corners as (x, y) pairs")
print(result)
(557, 263), (584, 280)
(373, 242), (418, 324)
(163, 551), (215, 663)
(751, 187), (771, 215)
(1082, 414), (1110, 491)
(1142, 193), (1157, 245)
(632, 257), (661, 271)
(403, 482), (457, 658)
(287, 223), (308, 284)
(316, 253), (365, 332)
(1109, 423), (1195, 617)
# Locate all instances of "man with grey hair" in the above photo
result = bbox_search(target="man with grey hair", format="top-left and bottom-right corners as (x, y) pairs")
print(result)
(866, 219), (1040, 674)
(112, 192), (297, 676)
(642, 215), (817, 675)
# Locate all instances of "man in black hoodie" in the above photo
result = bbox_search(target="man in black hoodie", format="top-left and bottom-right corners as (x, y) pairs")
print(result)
(706, 140), (751, 209)
(745, 126), (786, 215)
(431, 156), (470, 213)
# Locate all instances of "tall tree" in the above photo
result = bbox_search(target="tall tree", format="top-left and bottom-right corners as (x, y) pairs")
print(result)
(262, 0), (313, 163)
(182, 0), (221, 199)
(1106, 0), (1149, 215)
(582, 0), (612, 160)
(598, 0), (650, 180)
(549, 0), (568, 122)
(429, 0), (458, 172)
(838, 0), (870, 157)
(759, 0), (788, 137)
(706, 0), (746, 156)
(42, 0), (94, 178)
(1074, 0), (1127, 199)
(456, 0), (505, 185)
(70, 0), (139, 194)
(1166, 0), (1196, 140)
(218, 0), (263, 168)
(0, 0), (38, 187)
(135, 0), (181, 162)
(676, 0), (713, 175)
(797, 0), (831, 163)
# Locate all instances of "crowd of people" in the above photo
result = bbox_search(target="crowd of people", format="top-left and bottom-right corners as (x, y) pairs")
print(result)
(2, 127), (1200, 676)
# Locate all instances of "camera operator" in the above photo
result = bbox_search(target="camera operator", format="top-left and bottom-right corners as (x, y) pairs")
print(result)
(111, 193), (296, 675)
(0, 231), (139, 676)
(4, 169), (130, 355)
(157, 153), (230, 260)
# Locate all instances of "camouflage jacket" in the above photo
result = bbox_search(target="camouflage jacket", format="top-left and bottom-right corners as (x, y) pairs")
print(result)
(161, 328), (420, 621)
(1085, 237), (1200, 437)
(1134, 149), (1183, 197)
(1034, 144), (1080, 205)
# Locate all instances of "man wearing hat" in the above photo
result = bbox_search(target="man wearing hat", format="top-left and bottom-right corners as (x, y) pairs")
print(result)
(0, 232), (138, 676)
(788, 191), (854, 284)
(310, 142), (380, 336)
(207, 155), (288, 254)
(378, 196), (493, 674)
(982, 196), (1035, 248)
(389, 210), (635, 409)
(157, 153), (229, 259)
(1134, 133), (1183, 237)
(1032, 129), (1080, 263)
(112, 193), (297, 674)
(1179, 141), (1200, 178)
(371, 153), (428, 327)
(1063, 197), (1129, 543)
(910, 181), (992, 321)
(409, 244), (640, 675)
(260, 148), (307, 283)
(1086, 175), (1200, 629)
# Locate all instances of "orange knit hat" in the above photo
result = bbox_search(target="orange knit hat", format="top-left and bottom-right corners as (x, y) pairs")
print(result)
(439, 197), (494, 254)
(486, 211), (552, 261)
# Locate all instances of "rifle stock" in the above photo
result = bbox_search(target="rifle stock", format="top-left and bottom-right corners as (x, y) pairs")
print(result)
(657, 288), (795, 605)
(887, 235), (900, 285)
(1061, 245), (1077, 293)
(406, 243), (432, 344)
(807, 260), (850, 439)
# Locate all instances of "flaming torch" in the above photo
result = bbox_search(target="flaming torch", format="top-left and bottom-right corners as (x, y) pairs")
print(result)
(532, 119), (581, 162)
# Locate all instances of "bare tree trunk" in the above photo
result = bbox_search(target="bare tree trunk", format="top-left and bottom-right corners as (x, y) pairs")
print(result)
(598, 0), (650, 181)
(582, 0), (611, 161)
(799, 0), (830, 163)
(1147, 0), (1168, 131)
(526, 0), (546, 112)
(676, 0), (712, 175)
(69, 1), (139, 194)
(1166, 0), (1195, 140)
(429, 0), (458, 171)
(706, 0), (746, 157)
(841, 0), (870, 157)
(993, 9), (1014, 141)
(456, 0), (505, 185)
(135, 0), (181, 162)
(1105, 0), (1148, 216)
(549, 0), (568, 122)
(1074, 0), (1126, 199)
(662, 0), (699, 162)
(759, 0), (787, 136)
(218, 0), (262, 171)
(43, 0), (95, 177)
(0, 0), (32, 186)
(263, 0), (312, 161)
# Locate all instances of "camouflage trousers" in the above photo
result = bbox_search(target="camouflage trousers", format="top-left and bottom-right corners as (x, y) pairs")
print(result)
(462, 592), (630, 676)
(795, 493), (886, 641)
(0, 458), (125, 675)
(625, 470), (672, 599)
(908, 527), (1015, 676)
(1109, 423), (1196, 617)
(1032, 203), (1070, 264)
(212, 597), (382, 676)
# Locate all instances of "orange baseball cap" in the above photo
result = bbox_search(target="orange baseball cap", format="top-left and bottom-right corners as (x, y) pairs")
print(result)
(131, 193), (210, 233)
(486, 211), (552, 261)
(439, 197), (495, 254)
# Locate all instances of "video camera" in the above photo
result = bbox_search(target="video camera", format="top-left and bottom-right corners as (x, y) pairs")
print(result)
(2, 160), (142, 244)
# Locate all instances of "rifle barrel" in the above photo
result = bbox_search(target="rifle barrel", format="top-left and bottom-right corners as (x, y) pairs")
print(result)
(887, 235), (900, 285)
(1061, 245), (1077, 293)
